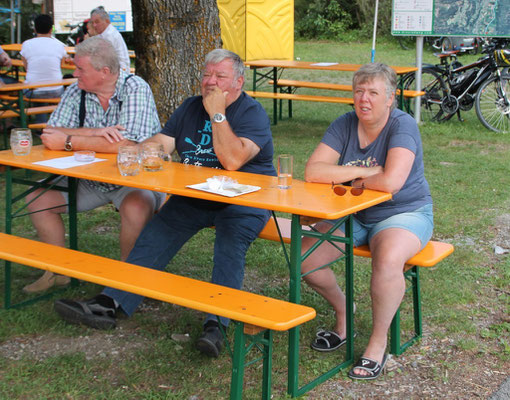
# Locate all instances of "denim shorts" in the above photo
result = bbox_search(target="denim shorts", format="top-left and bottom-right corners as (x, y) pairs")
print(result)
(325, 203), (434, 250)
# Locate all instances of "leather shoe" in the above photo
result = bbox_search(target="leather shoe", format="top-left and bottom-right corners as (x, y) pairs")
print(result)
(23, 271), (70, 294)
(196, 325), (224, 357)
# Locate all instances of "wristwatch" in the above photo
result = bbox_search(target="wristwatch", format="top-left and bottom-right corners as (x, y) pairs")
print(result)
(212, 113), (226, 124)
(64, 135), (73, 151)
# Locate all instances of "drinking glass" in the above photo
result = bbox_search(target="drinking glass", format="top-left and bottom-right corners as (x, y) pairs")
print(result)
(277, 154), (293, 189)
(10, 128), (32, 156)
(117, 146), (141, 176)
(141, 142), (164, 172)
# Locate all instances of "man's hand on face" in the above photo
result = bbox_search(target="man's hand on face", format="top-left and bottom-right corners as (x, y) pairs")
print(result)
(202, 86), (228, 118)
(41, 127), (67, 150)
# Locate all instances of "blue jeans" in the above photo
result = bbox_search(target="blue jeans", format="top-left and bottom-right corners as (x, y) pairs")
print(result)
(103, 195), (270, 326)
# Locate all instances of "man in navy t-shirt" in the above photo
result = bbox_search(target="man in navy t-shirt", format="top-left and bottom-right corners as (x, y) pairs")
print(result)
(54, 49), (276, 358)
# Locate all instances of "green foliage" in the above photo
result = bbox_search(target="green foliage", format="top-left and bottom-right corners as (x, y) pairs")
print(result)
(295, 0), (355, 40)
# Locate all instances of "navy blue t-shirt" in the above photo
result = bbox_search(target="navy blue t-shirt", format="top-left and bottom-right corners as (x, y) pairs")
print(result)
(161, 92), (276, 177)
(322, 108), (432, 224)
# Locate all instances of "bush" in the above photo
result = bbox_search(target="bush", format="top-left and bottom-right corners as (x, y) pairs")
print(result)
(295, 0), (355, 40)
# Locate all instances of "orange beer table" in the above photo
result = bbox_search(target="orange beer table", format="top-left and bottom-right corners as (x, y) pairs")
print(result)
(244, 59), (418, 122)
(0, 146), (391, 396)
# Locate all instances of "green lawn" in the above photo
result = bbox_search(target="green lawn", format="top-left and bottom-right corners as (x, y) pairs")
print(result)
(0, 38), (509, 399)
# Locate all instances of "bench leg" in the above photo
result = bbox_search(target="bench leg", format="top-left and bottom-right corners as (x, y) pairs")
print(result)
(261, 329), (273, 400)
(230, 322), (274, 400)
(230, 323), (247, 400)
(390, 265), (422, 355)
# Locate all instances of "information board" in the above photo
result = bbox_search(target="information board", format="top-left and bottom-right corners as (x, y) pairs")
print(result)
(53, 0), (132, 34)
(392, 0), (510, 37)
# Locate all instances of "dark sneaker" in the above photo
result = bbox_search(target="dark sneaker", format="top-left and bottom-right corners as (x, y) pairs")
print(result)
(54, 295), (117, 330)
(196, 324), (225, 357)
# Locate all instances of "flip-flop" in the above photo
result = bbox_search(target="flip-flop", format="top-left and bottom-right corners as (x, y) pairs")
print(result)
(348, 354), (388, 380)
(54, 298), (116, 330)
(310, 330), (347, 352)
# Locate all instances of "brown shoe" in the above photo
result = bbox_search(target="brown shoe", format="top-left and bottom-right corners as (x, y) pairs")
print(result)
(22, 271), (70, 294)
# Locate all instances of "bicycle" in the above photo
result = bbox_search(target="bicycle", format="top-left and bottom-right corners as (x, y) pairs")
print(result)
(403, 38), (510, 133)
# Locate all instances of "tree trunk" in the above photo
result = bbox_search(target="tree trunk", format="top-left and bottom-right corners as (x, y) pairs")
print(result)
(131, 0), (221, 122)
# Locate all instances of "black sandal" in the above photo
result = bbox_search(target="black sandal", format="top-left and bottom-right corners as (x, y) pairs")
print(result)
(310, 330), (347, 352)
(54, 298), (117, 330)
(348, 354), (388, 380)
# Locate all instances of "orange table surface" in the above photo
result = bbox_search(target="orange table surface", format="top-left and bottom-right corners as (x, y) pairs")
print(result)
(0, 78), (77, 92)
(244, 60), (417, 75)
(0, 146), (392, 220)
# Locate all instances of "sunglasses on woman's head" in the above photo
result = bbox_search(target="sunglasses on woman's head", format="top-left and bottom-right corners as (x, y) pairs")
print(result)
(331, 182), (364, 196)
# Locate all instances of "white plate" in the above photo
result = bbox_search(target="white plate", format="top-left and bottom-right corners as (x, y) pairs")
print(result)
(187, 182), (261, 197)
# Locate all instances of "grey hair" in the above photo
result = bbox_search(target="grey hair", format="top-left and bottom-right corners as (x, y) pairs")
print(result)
(75, 36), (119, 74)
(353, 63), (397, 108)
(204, 49), (245, 80)
(90, 6), (109, 21)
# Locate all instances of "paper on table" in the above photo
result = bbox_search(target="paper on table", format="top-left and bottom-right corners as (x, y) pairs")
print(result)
(187, 182), (261, 197)
(33, 156), (107, 169)
(310, 62), (339, 66)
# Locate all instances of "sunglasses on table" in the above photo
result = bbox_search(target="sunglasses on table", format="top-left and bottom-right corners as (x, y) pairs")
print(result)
(331, 181), (364, 196)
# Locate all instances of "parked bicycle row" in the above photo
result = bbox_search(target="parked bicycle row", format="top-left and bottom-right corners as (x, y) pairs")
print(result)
(402, 38), (510, 133)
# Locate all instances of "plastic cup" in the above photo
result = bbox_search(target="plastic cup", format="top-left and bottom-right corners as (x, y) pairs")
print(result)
(141, 142), (164, 172)
(277, 154), (293, 189)
(10, 128), (32, 156)
(117, 146), (141, 176)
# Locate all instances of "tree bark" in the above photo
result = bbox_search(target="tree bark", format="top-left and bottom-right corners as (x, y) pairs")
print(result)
(131, 0), (221, 122)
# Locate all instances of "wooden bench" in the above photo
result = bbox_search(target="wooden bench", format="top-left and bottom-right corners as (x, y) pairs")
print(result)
(0, 94), (61, 104)
(28, 123), (47, 130)
(0, 232), (315, 400)
(269, 79), (425, 98)
(256, 217), (454, 355)
(245, 89), (354, 123)
(249, 80), (424, 123)
(0, 105), (57, 119)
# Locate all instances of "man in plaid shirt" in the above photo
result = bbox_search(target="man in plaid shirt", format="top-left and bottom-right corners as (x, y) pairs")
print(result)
(23, 37), (166, 293)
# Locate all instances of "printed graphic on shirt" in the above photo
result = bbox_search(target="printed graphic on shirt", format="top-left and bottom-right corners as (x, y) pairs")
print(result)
(181, 119), (219, 167)
(344, 156), (378, 168)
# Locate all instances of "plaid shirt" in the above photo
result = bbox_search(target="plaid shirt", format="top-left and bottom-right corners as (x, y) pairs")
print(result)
(48, 69), (161, 192)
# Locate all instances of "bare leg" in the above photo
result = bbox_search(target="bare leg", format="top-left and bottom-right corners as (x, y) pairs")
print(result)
(352, 228), (421, 376)
(301, 221), (349, 338)
(23, 189), (70, 293)
(118, 190), (157, 261)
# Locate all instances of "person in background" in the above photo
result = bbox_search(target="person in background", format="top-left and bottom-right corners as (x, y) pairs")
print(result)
(53, 49), (276, 359)
(0, 45), (14, 85)
(21, 14), (69, 123)
(301, 63), (433, 380)
(90, 6), (130, 72)
(83, 18), (96, 40)
(22, 37), (165, 293)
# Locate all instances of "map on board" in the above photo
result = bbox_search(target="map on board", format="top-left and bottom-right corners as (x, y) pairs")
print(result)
(392, 0), (510, 37)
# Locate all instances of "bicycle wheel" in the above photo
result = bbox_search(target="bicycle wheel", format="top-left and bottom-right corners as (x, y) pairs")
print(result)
(475, 75), (510, 133)
(404, 68), (449, 122)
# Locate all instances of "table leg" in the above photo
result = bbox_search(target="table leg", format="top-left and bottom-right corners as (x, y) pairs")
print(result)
(3, 166), (13, 308)
(2, 170), (79, 308)
(286, 214), (355, 397)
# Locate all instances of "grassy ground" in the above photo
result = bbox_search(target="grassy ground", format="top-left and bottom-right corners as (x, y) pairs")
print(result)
(0, 38), (509, 399)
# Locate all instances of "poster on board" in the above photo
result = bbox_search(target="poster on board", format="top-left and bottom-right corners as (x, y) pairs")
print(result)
(53, 0), (133, 34)
(392, 0), (510, 37)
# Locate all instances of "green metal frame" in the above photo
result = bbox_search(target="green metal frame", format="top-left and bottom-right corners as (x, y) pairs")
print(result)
(2, 166), (78, 309)
(286, 213), (355, 397)
(224, 321), (274, 400)
(390, 265), (423, 355)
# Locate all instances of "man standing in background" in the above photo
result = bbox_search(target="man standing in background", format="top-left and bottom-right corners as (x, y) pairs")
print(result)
(90, 6), (130, 72)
